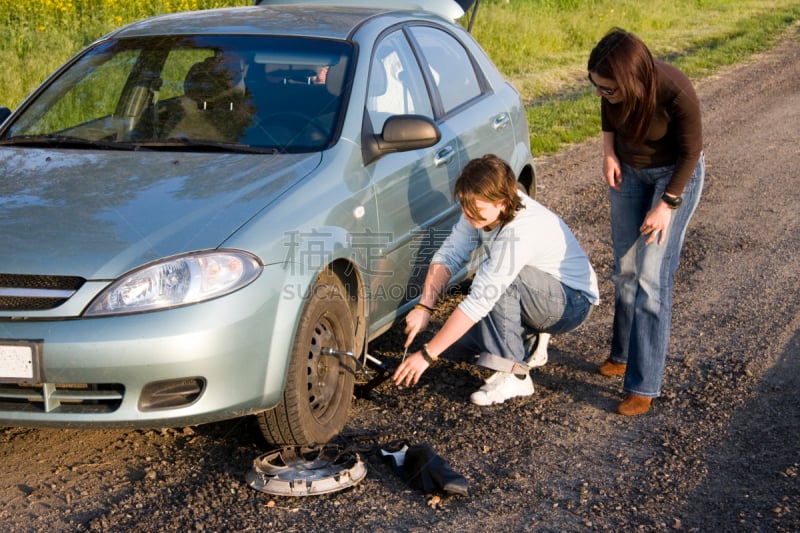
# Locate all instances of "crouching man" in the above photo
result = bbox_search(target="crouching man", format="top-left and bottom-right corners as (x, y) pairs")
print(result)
(393, 154), (600, 405)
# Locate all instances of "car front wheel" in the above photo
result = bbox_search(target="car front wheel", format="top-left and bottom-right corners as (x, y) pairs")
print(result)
(257, 270), (356, 446)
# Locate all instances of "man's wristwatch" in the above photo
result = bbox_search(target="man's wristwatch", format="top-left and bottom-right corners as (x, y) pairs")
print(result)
(421, 344), (437, 364)
(661, 193), (683, 209)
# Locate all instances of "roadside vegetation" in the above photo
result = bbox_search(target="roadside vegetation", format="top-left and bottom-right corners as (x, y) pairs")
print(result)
(1, 0), (797, 154)
(474, 0), (800, 153)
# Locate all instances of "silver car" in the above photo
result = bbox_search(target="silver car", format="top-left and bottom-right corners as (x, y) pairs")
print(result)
(0, 0), (534, 445)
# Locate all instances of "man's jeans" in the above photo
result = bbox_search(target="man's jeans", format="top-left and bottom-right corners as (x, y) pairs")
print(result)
(609, 154), (705, 397)
(455, 266), (593, 364)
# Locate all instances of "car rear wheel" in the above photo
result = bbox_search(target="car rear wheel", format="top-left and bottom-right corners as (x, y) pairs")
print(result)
(257, 270), (356, 446)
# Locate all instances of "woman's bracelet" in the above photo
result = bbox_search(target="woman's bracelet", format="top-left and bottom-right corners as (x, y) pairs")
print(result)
(414, 302), (434, 314)
(421, 343), (437, 364)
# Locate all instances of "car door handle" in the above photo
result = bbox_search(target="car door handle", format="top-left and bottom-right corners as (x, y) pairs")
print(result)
(493, 113), (510, 130)
(434, 146), (456, 167)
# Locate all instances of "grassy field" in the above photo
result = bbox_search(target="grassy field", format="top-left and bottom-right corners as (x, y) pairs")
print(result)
(0, 0), (250, 110)
(1, 0), (798, 154)
(480, 0), (800, 153)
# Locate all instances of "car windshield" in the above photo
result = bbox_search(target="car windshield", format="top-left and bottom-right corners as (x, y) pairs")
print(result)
(2, 35), (353, 153)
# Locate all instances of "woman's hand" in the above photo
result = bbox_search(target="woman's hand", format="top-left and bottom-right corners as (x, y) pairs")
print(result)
(392, 352), (430, 387)
(603, 152), (622, 190)
(640, 202), (673, 245)
(602, 132), (622, 190)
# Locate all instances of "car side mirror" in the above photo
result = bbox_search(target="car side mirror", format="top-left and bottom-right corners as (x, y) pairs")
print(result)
(362, 114), (441, 165)
(0, 107), (11, 125)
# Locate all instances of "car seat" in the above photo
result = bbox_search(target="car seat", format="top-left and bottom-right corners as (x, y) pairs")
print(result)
(166, 55), (254, 141)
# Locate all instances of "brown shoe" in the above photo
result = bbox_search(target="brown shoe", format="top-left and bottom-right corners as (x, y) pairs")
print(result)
(598, 358), (626, 376)
(617, 394), (653, 416)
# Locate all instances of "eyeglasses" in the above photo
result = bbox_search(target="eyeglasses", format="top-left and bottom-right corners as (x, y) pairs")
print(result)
(588, 74), (617, 96)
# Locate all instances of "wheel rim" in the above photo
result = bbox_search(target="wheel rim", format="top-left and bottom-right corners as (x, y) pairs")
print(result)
(305, 313), (348, 424)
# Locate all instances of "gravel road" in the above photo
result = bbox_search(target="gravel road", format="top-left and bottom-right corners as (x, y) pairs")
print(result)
(0, 30), (798, 533)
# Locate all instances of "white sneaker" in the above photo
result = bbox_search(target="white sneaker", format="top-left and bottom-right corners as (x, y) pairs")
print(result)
(525, 332), (550, 367)
(470, 372), (534, 406)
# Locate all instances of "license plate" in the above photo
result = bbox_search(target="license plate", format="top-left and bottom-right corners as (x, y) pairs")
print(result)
(0, 340), (42, 383)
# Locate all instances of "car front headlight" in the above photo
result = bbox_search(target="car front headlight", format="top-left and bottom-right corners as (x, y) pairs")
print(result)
(84, 250), (262, 316)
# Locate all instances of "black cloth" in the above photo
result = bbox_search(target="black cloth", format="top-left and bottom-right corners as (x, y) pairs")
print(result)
(382, 443), (469, 496)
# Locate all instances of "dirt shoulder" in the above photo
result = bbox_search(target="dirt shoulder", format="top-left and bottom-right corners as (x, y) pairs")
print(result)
(0, 30), (798, 533)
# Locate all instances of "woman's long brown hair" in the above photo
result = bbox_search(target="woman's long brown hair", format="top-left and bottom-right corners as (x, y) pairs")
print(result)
(588, 28), (657, 144)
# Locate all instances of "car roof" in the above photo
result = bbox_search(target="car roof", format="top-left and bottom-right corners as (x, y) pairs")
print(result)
(255, 0), (467, 21)
(108, 3), (463, 41)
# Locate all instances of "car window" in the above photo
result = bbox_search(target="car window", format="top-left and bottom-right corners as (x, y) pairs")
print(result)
(11, 47), (136, 136)
(159, 49), (217, 101)
(367, 30), (433, 132)
(4, 36), (353, 153)
(409, 26), (482, 114)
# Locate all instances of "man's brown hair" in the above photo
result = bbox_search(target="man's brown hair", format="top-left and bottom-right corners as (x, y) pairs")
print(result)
(454, 154), (523, 226)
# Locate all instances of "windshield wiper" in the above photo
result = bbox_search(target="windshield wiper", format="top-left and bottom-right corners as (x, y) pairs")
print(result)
(0, 134), (279, 154)
(0, 134), (142, 151)
(134, 138), (278, 154)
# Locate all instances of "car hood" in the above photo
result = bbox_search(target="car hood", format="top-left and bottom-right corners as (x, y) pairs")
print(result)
(0, 147), (319, 279)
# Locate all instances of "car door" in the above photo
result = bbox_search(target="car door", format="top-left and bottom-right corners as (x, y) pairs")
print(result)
(364, 28), (461, 331)
(409, 25), (518, 169)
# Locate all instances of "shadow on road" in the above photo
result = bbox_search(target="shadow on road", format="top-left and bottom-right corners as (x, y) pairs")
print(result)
(684, 329), (800, 530)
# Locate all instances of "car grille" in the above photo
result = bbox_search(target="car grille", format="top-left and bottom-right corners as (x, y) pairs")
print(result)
(0, 274), (85, 311)
(0, 383), (124, 413)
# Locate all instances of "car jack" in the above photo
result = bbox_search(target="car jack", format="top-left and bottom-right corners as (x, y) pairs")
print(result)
(321, 347), (395, 399)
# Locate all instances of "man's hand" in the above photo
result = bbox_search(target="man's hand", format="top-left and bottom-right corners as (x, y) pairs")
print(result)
(404, 307), (431, 348)
(392, 352), (430, 387)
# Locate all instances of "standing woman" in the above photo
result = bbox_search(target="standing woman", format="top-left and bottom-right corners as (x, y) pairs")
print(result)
(587, 28), (704, 415)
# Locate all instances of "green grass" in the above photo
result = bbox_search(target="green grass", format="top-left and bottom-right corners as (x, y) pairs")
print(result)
(522, 5), (800, 154)
(0, 0), (250, 111)
(0, 0), (798, 155)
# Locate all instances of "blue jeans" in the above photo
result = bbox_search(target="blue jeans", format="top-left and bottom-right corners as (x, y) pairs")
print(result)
(609, 154), (704, 397)
(455, 266), (593, 363)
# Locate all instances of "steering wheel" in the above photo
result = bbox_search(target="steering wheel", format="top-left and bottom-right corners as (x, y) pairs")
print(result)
(262, 111), (330, 140)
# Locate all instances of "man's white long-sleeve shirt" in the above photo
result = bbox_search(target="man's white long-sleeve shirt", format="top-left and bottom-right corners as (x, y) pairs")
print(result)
(431, 193), (600, 323)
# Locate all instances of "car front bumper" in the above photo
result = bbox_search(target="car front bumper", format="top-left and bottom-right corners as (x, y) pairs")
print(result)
(0, 269), (305, 429)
